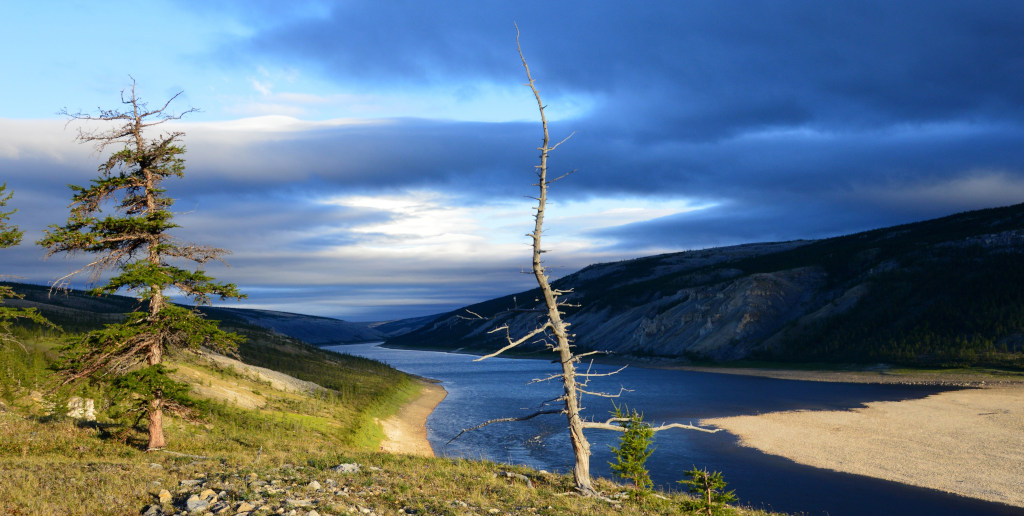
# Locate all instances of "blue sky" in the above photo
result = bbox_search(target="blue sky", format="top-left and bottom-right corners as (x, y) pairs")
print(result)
(3, 1), (1024, 321)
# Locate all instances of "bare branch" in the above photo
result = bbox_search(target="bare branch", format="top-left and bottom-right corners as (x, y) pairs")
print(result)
(447, 409), (564, 445)
(581, 420), (722, 434)
(477, 323), (551, 361)
(577, 386), (630, 398)
(577, 365), (628, 378)
(548, 132), (576, 152)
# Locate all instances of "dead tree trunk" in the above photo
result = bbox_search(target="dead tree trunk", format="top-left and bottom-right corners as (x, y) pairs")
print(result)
(453, 28), (720, 497)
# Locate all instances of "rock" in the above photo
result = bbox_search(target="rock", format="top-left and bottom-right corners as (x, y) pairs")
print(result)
(142, 504), (161, 516)
(149, 463), (163, 469)
(185, 494), (209, 513)
(158, 489), (173, 504)
(307, 511), (320, 516)
(180, 479), (204, 487)
(65, 396), (96, 421)
(285, 498), (311, 507)
(331, 463), (360, 474)
(236, 501), (256, 512)
(199, 488), (217, 501)
(496, 470), (533, 488)
(210, 501), (230, 514)
(307, 480), (322, 491)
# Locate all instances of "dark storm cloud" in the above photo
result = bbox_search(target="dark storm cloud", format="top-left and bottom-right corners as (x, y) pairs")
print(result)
(198, 1), (1024, 227)
(218, 1), (1024, 134)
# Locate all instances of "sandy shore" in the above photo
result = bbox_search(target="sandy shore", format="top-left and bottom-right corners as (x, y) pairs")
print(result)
(703, 384), (1024, 508)
(378, 380), (447, 456)
(673, 364), (1024, 386)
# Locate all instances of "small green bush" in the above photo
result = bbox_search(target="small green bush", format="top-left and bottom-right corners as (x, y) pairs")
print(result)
(679, 466), (737, 515)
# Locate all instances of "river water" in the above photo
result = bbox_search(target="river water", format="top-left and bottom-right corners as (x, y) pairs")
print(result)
(326, 343), (1021, 516)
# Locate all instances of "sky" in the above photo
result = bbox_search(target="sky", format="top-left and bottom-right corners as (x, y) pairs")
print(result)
(2, 1), (1024, 321)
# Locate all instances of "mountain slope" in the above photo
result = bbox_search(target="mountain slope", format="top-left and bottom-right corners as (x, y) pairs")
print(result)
(388, 203), (1024, 368)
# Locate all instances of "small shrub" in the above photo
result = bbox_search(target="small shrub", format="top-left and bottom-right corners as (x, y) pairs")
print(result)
(679, 466), (737, 515)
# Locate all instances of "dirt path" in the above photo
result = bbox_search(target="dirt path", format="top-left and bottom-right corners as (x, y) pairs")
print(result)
(378, 380), (447, 457)
(703, 385), (1024, 508)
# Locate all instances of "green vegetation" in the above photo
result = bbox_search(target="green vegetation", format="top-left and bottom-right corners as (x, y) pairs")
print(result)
(38, 84), (245, 450)
(609, 404), (655, 499)
(0, 184), (55, 346)
(679, 467), (737, 516)
(0, 310), (777, 515)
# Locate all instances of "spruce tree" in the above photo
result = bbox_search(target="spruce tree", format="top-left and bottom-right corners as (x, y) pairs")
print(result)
(608, 404), (655, 498)
(39, 82), (245, 450)
(679, 466), (737, 516)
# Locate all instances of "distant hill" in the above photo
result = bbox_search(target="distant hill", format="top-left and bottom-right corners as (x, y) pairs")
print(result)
(1, 283), (388, 345)
(388, 203), (1024, 369)
(204, 307), (384, 345)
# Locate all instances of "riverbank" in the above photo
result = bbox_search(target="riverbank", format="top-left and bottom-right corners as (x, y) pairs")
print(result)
(703, 384), (1024, 508)
(377, 379), (447, 456)
(674, 364), (1024, 386)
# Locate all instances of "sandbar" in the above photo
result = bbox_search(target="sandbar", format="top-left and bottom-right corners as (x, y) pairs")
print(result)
(703, 384), (1024, 508)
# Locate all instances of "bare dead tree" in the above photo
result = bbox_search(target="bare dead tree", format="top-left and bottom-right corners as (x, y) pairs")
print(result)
(451, 28), (719, 496)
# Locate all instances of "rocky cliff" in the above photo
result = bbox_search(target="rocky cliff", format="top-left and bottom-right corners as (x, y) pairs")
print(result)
(389, 203), (1024, 367)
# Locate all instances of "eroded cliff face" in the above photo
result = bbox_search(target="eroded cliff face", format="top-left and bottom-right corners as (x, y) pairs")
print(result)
(392, 241), (828, 360)
(606, 268), (826, 360)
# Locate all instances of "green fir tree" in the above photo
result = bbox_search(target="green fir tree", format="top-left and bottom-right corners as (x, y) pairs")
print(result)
(39, 82), (245, 450)
(679, 466), (737, 516)
(608, 403), (655, 498)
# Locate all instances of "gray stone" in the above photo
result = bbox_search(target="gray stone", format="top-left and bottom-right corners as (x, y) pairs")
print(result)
(142, 505), (161, 516)
(307, 480), (322, 491)
(331, 463), (360, 474)
(66, 396), (96, 421)
(306, 511), (320, 516)
(180, 479), (204, 487)
(185, 494), (209, 513)
(285, 498), (312, 507)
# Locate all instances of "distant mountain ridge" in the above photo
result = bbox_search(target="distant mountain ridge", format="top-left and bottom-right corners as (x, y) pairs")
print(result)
(388, 203), (1024, 368)
(1, 283), (387, 345)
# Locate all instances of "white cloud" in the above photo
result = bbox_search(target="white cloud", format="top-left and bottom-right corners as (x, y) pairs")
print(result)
(854, 170), (1024, 210)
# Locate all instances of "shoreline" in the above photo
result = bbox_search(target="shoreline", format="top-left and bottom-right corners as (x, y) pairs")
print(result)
(704, 383), (1024, 508)
(377, 379), (447, 456)
(381, 342), (1024, 387)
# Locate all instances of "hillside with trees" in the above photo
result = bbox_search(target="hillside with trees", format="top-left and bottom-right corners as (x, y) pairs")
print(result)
(388, 202), (1024, 370)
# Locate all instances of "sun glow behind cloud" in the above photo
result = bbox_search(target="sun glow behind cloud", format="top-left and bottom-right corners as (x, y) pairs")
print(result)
(318, 190), (712, 260)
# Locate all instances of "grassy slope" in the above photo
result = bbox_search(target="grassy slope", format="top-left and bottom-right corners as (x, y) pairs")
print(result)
(0, 311), (776, 515)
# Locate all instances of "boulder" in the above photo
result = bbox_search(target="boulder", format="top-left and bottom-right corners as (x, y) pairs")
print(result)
(66, 396), (96, 421)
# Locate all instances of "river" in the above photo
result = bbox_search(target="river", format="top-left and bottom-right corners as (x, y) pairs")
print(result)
(326, 343), (1021, 516)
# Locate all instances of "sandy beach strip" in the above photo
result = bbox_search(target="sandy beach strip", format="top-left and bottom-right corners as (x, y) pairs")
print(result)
(703, 385), (1024, 508)
(378, 380), (448, 456)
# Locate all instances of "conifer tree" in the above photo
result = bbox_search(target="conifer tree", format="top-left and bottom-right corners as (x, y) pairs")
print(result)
(608, 404), (655, 498)
(39, 81), (245, 450)
(1, 184), (54, 346)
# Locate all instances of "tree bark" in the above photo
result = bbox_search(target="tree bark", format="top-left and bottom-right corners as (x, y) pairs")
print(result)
(147, 397), (166, 450)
